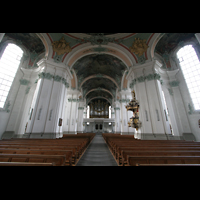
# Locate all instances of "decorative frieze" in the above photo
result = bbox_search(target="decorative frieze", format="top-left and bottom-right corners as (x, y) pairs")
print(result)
(68, 98), (80, 102)
(38, 72), (54, 80)
(114, 107), (120, 110)
(129, 73), (161, 88)
(169, 80), (180, 87)
(117, 99), (131, 103)
(25, 86), (30, 94)
(53, 75), (62, 82)
(19, 79), (30, 85)
(168, 88), (173, 96)
(78, 107), (84, 110)
(76, 33), (123, 45)
(37, 72), (69, 88)
(188, 103), (194, 115)
(0, 101), (11, 113)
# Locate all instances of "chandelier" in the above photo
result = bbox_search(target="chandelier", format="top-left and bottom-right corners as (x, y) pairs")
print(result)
(125, 90), (141, 131)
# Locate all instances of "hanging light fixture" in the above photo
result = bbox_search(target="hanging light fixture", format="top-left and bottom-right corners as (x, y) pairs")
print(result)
(125, 90), (141, 131)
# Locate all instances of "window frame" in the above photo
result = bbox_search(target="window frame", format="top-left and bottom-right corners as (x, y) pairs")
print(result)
(174, 41), (200, 113)
(0, 41), (25, 111)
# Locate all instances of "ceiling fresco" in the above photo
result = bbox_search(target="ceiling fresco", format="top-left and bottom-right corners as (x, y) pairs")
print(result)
(5, 33), (45, 54)
(73, 54), (127, 89)
(88, 99), (111, 107)
(155, 33), (195, 55)
(2, 33), (198, 107)
(82, 78), (117, 99)
(84, 33), (118, 36)
(86, 90), (112, 101)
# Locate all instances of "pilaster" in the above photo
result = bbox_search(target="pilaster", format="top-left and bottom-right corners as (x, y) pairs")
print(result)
(0, 33), (5, 42)
(114, 101), (121, 133)
(166, 70), (192, 134)
(77, 101), (85, 133)
(6, 69), (33, 135)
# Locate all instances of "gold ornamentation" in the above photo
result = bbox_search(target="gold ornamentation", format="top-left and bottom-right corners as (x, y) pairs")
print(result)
(125, 90), (141, 131)
(51, 36), (72, 55)
(129, 38), (149, 56)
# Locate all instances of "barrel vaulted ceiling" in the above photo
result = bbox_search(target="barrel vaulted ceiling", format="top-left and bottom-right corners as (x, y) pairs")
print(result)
(3, 33), (197, 106)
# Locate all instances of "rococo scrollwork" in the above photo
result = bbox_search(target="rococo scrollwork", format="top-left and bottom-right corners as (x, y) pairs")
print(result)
(51, 36), (72, 55)
(129, 38), (149, 57)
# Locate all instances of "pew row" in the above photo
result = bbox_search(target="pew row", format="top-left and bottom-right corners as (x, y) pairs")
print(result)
(0, 133), (95, 166)
(102, 133), (200, 166)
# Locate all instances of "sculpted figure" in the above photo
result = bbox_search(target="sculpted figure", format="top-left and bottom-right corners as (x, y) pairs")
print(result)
(52, 36), (72, 55)
(130, 38), (149, 56)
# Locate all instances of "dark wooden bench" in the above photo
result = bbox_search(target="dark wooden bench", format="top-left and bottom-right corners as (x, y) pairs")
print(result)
(0, 149), (73, 166)
(135, 164), (200, 166)
(0, 154), (66, 166)
(0, 162), (55, 166)
(121, 150), (200, 166)
(0, 134), (95, 166)
(116, 147), (200, 162)
(0, 140), (87, 157)
(127, 156), (200, 166)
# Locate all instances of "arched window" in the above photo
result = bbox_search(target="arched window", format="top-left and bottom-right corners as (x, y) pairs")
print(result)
(177, 45), (200, 110)
(0, 43), (23, 108)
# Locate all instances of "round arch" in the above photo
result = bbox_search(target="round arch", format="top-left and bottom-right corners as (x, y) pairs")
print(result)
(87, 97), (112, 105)
(37, 33), (53, 59)
(63, 43), (135, 70)
(80, 74), (119, 89)
(84, 88), (114, 99)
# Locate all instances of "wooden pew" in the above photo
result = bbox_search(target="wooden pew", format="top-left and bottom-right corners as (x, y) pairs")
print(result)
(127, 156), (200, 166)
(0, 133), (95, 166)
(0, 145), (79, 165)
(116, 146), (200, 162)
(135, 164), (200, 166)
(0, 154), (66, 166)
(0, 149), (73, 166)
(0, 140), (87, 156)
(121, 150), (200, 166)
(0, 162), (55, 166)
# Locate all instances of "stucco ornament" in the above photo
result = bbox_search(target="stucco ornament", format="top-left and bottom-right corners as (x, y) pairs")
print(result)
(52, 36), (72, 55)
(129, 38), (149, 56)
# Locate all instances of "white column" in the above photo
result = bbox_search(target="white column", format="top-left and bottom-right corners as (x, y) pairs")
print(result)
(6, 75), (31, 134)
(0, 33), (5, 42)
(27, 59), (71, 138)
(167, 70), (192, 135)
(111, 107), (115, 119)
(68, 92), (79, 134)
(114, 102), (121, 133)
(195, 33), (200, 44)
(63, 94), (72, 134)
(127, 60), (172, 139)
(134, 67), (152, 135)
(143, 61), (168, 134)
(43, 66), (69, 138)
(77, 101), (85, 133)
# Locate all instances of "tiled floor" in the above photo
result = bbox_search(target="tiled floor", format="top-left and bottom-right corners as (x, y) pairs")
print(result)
(76, 133), (118, 166)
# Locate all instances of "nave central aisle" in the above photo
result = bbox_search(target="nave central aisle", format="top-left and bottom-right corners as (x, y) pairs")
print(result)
(76, 133), (118, 166)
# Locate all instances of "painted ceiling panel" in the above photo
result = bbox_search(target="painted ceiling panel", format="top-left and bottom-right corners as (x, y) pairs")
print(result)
(82, 78), (116, 98)
(73, 54), (127, 89)
(155, 33), (195, 55)
(5, 33), (45, 54)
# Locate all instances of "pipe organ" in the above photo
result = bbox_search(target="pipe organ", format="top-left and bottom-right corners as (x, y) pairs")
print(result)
(89, 100), (109, 118)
